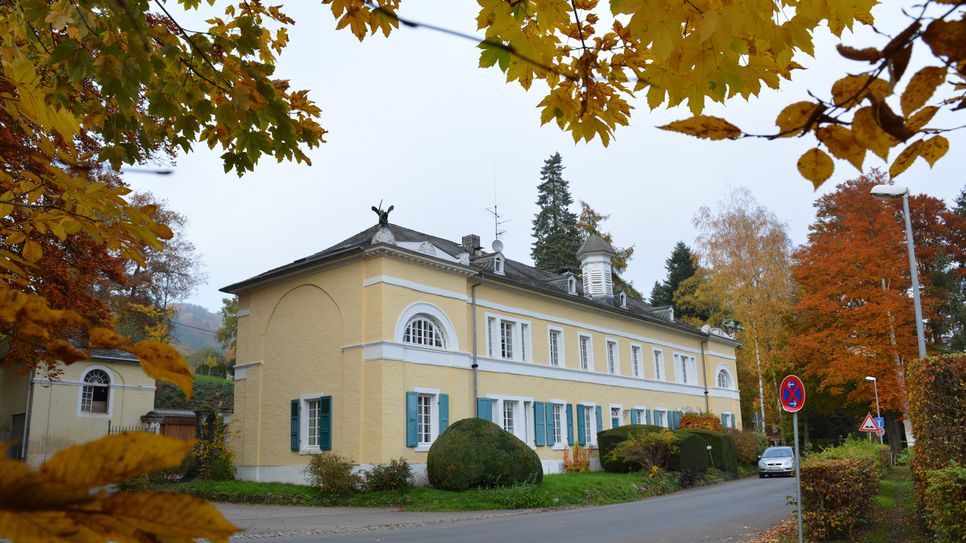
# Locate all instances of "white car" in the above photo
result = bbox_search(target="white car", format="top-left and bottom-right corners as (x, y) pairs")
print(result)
(758, 446), (795, 478)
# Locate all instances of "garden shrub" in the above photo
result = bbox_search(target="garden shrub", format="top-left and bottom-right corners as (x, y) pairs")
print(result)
(907, 353), (966, 522)
(800, 440), (880, 540)
(678, 412), (722, 431)
(306, 453), (360, 494)
(896, 446), (914, 466)
(678, 429), (738, 474)
(810, 435), (891, 477)
(364, 458), (413, 491)
(563, 444), (590, 472)
(597, 424), (663, 472)
(427, 418), (542, 490)
(668, 431), (709, 479)
(183, 413), (235, 481)
(604, 429), (678, 472)
(923, 462), (966, 542)
(730, 429), (767, 465)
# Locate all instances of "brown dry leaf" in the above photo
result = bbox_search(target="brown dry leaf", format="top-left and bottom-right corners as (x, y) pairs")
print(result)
(775, 101), (825, 137)
(39, 433), (193, 490)
(889, 140), (924, 177)
(922, 18), (966, 61)
(123, 339), (193, 399)
(88, 327), (127, 349)
(657, 116), (742, 140)
(907, 106), (939, 131)
(44, 340), (88, 365)
(888, 44), (913, 84)
(852, 106), (898, 160)
(836, 44), (882, 62)
(831, 75), (890, 108)
(797, 148), (834, 189)
(0, 511), (102, 543)
(816, 125), (865, 171)
(100, 492), (239, 542)
(870, 98), (914, 141)
(901, 66), (946, 116)
(919, 135), (949, 166)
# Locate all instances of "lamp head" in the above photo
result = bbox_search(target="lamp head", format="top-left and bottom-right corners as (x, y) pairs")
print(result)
(865, 376), (876, 382)
(870, 184), (908, 201)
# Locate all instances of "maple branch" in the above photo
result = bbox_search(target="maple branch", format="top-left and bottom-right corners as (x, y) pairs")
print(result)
(569, 0), (589, 52)
(151, 0), (233, 88)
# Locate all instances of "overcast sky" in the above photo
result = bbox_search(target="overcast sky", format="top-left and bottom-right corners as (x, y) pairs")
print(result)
(124, 2), (964, 314)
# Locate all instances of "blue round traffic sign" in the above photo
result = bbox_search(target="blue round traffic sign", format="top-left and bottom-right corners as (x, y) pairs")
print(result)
(780, 375), (806, 413)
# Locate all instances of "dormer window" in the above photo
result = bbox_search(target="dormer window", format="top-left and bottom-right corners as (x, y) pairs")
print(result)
(618, 292), (627, 308)
(567, 275), (577, 295)
(493, 255), (505, 275)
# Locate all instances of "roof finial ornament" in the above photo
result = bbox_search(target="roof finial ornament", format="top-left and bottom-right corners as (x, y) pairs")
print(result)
(371, 200), (394, 227)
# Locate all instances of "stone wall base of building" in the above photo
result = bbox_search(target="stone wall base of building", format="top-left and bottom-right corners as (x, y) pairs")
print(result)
(235, 458), (603, 487)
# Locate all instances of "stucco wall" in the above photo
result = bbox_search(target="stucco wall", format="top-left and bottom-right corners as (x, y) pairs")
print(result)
(25, 359), (156, 466)
(0, 367), (28, 442)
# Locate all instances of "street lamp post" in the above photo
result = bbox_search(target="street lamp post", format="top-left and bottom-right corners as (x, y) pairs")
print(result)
(866, 376), (883, 445)
(870, 185), (927, 359)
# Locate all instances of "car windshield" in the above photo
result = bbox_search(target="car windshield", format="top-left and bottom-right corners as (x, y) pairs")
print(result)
(763, 448), (793, 458)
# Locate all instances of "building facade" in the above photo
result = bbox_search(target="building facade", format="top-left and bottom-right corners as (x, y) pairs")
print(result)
(0, 350), (156, 465)
(224, 220), (741, 484)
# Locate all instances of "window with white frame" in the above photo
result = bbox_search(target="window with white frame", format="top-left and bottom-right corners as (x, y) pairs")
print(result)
(717, 368), (732, 388)
(610, 406), (621, 428)
(548, 329), (562, 367)
(583, 405), (597, 446)
(653, 349), (665, 381)
(631, 407), (645, 424)
(631, 345), (642, 377)
(80, 368), (110, 414)
(654, 409), (668, 428)
(606, 339), (618, 374)
(487, 316), (531, 362)
(306, 399), (320, 448)
(417, 394), (434, 446)
(502, 401), (516, 434)
(494, 255), (505, 275)
(551, 403), (563, 445)
(402, 314), (446, 348)
(579, 334), (592, 370)
(674, 353), (698, 385)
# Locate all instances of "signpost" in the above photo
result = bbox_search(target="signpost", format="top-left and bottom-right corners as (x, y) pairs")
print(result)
(780, 375), (806, 543)
(859, 413), (880, 433)
(874, 417), (885, 430)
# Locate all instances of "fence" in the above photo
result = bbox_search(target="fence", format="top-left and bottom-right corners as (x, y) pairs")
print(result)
(107, 422), (157, 435)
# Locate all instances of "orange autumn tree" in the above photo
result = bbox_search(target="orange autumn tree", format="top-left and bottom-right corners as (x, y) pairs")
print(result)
(789, 171), (962, 444)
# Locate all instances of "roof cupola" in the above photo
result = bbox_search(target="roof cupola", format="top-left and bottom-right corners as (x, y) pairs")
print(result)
(577, 234), (615, 299)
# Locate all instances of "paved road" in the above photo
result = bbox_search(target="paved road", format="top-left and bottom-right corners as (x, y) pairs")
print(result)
(224, 477), (796, 543)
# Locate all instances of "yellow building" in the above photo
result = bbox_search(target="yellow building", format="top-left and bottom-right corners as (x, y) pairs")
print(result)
(0, 349), (156, 465)
(223, 219), (741, 484)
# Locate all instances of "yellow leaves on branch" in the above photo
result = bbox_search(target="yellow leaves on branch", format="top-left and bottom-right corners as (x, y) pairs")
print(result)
(889, 136), (949, 177)
(900, 67), (945, 116)
(0, 433), (238, 543)
(658, 116), (741, 140)
(123, 340), (194, 400)
(798, 148), (834, 189)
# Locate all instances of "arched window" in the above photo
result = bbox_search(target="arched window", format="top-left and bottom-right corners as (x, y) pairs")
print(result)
(81, 369), (111, 414)
(717, 368), (732, 389)
(402, 315), (446, 348)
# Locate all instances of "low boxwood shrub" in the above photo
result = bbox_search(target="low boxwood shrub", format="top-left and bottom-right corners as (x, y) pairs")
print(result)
(306, 453), (360, 494)
(800, 456), (877, 540)
(427, 418), (542, 490)
(678, 429), (738, 474)
(364, 458), (414, 491)
(923, 462), (966, 542)
(668, 431), (709, 481)
(678, 413), (722, 431)
(598, 424), (663, 472)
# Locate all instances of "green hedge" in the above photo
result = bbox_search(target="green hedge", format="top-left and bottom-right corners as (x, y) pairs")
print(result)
(597, 425), (708, 477)
(427, 418), (542, 490)
(155, 374), (233, 412)
(908, 354), (966, 536)
(923, 463), (966, 542)
(810, 436), (891, 478)
(801, 456), (878, 541)
(678, 429), (738, 474)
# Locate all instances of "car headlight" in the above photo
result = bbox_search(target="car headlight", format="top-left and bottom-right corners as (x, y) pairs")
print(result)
(758, 460), (766, 468)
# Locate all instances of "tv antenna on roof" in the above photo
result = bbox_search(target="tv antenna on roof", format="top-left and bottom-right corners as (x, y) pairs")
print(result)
(485, 163), (510, 242)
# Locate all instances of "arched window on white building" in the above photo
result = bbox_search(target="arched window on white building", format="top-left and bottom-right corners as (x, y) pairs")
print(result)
(717, 367), (732, 389)
(80, 368), (111, 414)
(402, 315), (446, 349)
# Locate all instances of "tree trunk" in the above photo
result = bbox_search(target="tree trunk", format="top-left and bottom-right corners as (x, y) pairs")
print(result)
(882, 278), (916, 445)
(753, 332), (767, 435)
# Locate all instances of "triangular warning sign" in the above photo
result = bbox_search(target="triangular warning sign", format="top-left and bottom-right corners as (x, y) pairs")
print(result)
(859, 413), (879, 432)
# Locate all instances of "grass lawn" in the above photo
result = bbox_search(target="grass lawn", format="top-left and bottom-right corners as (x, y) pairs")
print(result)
(160, 469), (735, 511)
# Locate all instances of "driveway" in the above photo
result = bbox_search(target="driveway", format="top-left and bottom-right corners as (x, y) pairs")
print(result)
(222, 477), (796, 542)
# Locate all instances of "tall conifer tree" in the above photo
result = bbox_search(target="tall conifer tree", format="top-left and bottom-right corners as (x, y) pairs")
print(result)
(531, 153), (581, 273)
(650, 241), (698, 307)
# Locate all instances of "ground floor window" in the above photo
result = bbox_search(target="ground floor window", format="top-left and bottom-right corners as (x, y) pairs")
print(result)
(306, 399), (320, 448)
(551, 403), (563, 445)
(418, 394), (433, 445)
(502, 401), (516, 435)
(655, 409), (668, 428)
(610, 407), (621, 429)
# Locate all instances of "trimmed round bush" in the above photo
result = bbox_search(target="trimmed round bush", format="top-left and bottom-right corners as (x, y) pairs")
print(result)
(427, 418), (543, 490)
(598, 424), (664, 472)
(678, 429), (738, 474)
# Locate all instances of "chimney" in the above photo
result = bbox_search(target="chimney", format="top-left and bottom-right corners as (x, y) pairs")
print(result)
(462, 234), (481, 256)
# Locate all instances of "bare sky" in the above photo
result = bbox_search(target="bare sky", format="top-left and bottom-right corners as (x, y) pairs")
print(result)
(125, 2), (964, 314)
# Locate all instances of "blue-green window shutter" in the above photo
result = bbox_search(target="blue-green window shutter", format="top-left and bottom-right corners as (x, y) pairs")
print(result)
(439, 394), (449, 434)
(576, 404), (586, 445)
(319, 396), (332, 450)
(566, 404), (575, 446)
(405, 392), (418, 447)
(477, 398), (493, 422)
(290, 399), (300, 452)
(630, 410), (639, 424)
(720, 413), (727, 428)
(645, 409), (652, 425)
(534, 402), (546, 446)
(595, 406), (603, 439)
(545, 403), (555, 444)
(673, 411), (682, 429)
